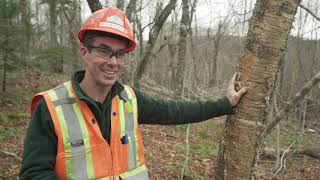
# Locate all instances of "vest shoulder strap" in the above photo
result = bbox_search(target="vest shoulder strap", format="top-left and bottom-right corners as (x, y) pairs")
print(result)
(119, 85), (136, 102)
(30, 81), (73, 117)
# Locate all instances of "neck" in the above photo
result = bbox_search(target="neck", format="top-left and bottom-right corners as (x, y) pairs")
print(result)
(79, 75), (112, 103)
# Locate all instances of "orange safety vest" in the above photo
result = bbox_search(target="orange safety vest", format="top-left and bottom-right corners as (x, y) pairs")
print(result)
(30, 81), (148, 180)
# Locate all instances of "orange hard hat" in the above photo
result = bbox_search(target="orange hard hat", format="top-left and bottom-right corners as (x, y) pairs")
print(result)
(78, 7), (136, 52)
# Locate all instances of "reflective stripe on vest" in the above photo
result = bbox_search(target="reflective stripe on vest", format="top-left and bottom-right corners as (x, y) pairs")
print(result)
(119, 86), (138, 170)
(47, 82), (95, 179)
(32, 81), (148, 179)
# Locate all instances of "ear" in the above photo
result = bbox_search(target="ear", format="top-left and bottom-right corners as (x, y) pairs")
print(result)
(80, 46), (89, 65)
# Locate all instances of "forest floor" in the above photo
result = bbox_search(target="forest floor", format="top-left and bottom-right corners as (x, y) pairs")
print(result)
(0, 71), (319, 179)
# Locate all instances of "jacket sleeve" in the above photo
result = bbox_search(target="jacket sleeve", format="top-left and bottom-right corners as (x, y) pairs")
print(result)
(134, 89), (234, 125)
(19, 98), (58, 180)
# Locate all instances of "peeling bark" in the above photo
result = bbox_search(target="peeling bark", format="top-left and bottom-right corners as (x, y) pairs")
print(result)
(216, 0), (301, 179)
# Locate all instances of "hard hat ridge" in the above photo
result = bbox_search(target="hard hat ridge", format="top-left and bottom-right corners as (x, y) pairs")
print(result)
(78, 7), (136, 52)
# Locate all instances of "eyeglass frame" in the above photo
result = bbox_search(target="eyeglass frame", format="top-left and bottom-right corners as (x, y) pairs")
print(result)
(84, 44), (128, 61)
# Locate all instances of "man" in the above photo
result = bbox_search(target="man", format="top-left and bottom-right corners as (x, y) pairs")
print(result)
(20, 7), (247, 180)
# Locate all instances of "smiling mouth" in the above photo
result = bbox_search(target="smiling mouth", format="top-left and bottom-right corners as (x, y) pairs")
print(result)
(102, 70), (117, 76)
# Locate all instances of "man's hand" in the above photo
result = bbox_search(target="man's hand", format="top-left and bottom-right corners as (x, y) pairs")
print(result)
(226, 72), (248, 107)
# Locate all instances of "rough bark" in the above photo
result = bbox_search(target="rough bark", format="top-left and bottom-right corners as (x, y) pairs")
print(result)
(216, 0), (301, 179)
(175, 0), (190, 97)
(133, 0), (177, 88)
(87, 0), (102, 13)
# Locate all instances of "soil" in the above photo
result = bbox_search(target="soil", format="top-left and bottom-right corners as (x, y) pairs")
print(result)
(0, 72), (319, 179)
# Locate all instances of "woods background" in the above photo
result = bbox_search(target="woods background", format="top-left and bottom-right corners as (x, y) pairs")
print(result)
(0, 0), (319, 179)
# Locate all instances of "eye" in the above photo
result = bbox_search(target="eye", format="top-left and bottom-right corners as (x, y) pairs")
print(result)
(97, 47), (112, 55)
(117, 51), (127, 58)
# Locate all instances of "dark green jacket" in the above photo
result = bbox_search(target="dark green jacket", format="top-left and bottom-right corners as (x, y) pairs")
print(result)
(20, 71), (233, 180)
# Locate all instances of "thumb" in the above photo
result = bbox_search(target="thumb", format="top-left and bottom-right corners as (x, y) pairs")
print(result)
(237, 87), (248, 97)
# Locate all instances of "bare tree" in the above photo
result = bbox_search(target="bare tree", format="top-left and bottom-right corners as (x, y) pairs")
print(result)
(215, 0), (300, 179)
(19, 0), (32, 72)
(175, 0), (191, 97)
(63, 0), (82, 71)
(207, 20), (228, 87)
(133, 0), (177, 88)
(265, 71), (320, 135)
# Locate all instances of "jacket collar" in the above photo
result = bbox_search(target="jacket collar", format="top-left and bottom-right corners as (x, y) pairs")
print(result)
(71, 70), (125, 103)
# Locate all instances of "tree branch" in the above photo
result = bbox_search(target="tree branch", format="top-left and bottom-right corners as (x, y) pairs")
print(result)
(86, 0), (102, 13)
(133, 0), (177, 88)
(0, 150), (22, 161)
(299, 4), (320, 22)
(265, 71), (320, 135)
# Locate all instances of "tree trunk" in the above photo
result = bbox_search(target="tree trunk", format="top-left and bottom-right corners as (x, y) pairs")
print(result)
(48, 0), (61, 73)
(2, 52), (8, 92)
(125, 0), (137, 22)
(208, 22), (224, 87)
(87, 0), (102, 13)
(19, 0), (32, 73)
(116, 0), (124, 10)
(215, 0), (300, 179)
(174, 0), (190, 97)
(49, 0), (57, 47)
(133, 0), (177, 88)
(63, 0), (81, 72)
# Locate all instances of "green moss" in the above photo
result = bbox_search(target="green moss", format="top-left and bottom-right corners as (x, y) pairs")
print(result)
(0, 111), (28, 122)
(0, 125), (17, 140)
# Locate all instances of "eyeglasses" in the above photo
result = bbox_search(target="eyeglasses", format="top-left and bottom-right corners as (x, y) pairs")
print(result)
(85, 45), (128, 61)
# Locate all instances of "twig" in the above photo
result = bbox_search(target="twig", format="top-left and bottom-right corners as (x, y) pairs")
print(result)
(272, 133), (303, 177)
(299, 4), (320, 22)
(0, 150), (22, 161)
(180, 124), (190, 180)
(265, 71), (320, 135)
(141, 128), (176, 138)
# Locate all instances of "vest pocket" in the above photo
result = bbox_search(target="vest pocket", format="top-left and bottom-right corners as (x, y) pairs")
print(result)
(56, 142), (88, 179)
(113, 140), (129, 173)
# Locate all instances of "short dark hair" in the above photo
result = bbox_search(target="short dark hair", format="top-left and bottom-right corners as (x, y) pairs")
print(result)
(83, 30), (130, 48)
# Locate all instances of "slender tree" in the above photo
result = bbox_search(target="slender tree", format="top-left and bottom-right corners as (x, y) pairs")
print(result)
(0, 0), (20, 92)
(133, 0), (177, 88)
(215, 0), (301, 179)
(19, 0), (32, 72)
(175, 0), (190, 97)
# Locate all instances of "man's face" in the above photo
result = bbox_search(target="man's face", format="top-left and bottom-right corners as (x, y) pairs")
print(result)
(81, 36), (128, 89)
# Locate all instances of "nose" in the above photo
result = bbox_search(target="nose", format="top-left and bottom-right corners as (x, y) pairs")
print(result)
(108, 55), (117, 65)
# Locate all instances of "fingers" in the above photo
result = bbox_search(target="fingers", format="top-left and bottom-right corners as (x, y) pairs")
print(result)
(228, 73), (237, 90)
(231, 73), (237, 83)
(236, 72), (240, 81)
(237, 87), (248, 97)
